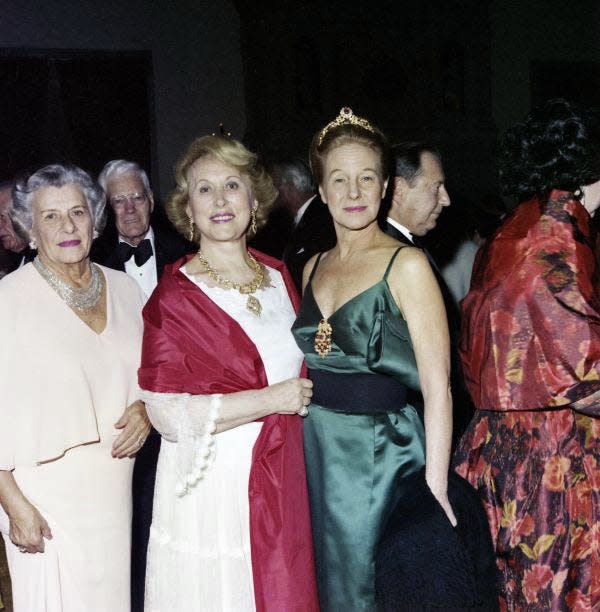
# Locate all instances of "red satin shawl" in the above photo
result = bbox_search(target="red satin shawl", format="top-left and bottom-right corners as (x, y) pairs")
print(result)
(139, 249), (319, 612)
(460, 190), (600, 411)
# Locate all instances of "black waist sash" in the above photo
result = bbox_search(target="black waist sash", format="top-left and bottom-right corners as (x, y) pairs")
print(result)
(309, 369), (407, 414)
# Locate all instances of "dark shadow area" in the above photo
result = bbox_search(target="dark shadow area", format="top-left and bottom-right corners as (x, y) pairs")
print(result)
(0, 49), (154, 180)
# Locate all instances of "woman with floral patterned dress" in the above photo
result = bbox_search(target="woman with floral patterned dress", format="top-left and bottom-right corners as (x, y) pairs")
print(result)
(454, 99), (600, 611)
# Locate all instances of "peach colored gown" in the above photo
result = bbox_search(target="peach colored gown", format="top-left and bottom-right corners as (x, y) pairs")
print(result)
(0, 264), (144, 612)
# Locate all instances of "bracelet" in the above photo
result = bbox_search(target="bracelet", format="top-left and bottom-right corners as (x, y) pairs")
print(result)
(175, 394), (221, 496)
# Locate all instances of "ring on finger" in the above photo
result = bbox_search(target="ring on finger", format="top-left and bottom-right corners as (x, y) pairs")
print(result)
(136, 434), (145, 447)
(18, 546), (26, 553)
(298, 406), (309, 417)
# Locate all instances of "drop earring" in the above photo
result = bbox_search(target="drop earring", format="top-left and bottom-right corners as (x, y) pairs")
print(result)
(188, 215), (194, 241)
(250, 208), (257, 234)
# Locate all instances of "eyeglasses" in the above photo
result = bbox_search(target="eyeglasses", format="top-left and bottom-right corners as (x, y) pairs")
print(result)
(110, 193), (148, 208)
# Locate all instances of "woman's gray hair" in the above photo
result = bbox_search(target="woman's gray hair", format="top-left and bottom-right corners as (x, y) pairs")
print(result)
(12, 164), (106, 237)
(98, 159), (151, 195)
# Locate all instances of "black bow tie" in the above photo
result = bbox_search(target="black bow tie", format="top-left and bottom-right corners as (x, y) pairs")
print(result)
(117, 238), (153, 266)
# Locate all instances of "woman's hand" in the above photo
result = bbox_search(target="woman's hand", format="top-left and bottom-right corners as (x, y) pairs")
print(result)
(8, 499), (52, 554)
(265, 377), (313, 416)
(427, 480), (457, 527)
(112, 400), (152, 458)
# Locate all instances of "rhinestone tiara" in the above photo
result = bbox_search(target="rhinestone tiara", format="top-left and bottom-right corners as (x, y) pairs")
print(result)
(318, 107), (375, 146)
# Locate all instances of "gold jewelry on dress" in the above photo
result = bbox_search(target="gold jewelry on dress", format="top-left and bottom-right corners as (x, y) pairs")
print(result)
(318, 107), (375, 146)
(196, 250), (264, 316)
(250, 207), (257, 234)
(188, 215), (195, 241)
(314, 318), (333, 357)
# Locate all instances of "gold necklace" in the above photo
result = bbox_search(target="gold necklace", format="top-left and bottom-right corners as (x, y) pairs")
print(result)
(196, 250), (264, 316)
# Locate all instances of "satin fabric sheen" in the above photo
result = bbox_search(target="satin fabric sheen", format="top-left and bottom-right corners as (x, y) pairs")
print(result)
(293, 251), (425, 611)
(454, 191), (600, 610)
(459, 190), (600, 411)
(139, 250), (318, 612)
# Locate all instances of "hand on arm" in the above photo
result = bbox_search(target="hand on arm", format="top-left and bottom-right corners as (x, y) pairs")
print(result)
(0, 470), (52, 553)
(112, 400), (152, 458)
(142, 377), (313, 439)
(390, 249), (457, 526)
(141, 378), (312, 496)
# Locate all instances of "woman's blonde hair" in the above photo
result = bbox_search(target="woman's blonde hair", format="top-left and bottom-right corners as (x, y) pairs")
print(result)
(166, 135), (277, 243)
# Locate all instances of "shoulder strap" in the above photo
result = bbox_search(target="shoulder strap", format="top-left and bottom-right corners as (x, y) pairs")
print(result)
(307, 252), (324, 284)
(383, 247), (404, 280)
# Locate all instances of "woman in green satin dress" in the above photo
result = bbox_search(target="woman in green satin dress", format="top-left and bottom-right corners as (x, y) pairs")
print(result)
(292, 108), (456, 611)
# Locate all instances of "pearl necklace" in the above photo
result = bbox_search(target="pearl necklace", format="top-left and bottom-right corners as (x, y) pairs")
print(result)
(195, 250), (264, 316)
(33, 256), (104, 311)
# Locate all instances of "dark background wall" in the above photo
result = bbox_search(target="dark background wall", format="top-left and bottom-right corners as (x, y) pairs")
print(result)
(236, 0), (495, 202)
(490, 0), (600, 134)
(1, 0), (599, 204)
(0, 0), (244, 197)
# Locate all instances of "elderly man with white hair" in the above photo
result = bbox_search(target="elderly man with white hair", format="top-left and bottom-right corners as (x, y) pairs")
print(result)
(93, 159), (191, 612)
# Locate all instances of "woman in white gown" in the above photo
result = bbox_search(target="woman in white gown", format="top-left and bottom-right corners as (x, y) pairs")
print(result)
(139, 135), (319, 612)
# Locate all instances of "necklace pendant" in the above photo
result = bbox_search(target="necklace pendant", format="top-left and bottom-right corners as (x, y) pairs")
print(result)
(246, 294), (262, 316)
(314, 319), (333, 358)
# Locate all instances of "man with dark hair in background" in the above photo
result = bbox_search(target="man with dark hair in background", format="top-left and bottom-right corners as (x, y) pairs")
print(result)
(385, 142), (473, 443)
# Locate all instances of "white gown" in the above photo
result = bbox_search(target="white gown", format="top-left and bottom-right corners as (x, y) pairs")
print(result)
(144, 266), (304, 612)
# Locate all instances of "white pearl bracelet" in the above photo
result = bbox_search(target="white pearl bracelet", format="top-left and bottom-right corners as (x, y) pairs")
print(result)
(175, 393), (221, 496)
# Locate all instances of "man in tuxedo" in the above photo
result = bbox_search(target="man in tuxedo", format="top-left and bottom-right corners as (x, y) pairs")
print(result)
(251, 158), (335, 290)
(384, 143), (473, 444)
(94, 159), (191, 612)
(385, 143), (451, 246)
(95, 160), (190, 300)
(273, 158), (336, 291)
(0, 181), (35, 273)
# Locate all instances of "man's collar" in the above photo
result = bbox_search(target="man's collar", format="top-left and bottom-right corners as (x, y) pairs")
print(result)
(386, 217), (413, 243)
(118, 226), (155, 248)
(294, 194), (317, 226)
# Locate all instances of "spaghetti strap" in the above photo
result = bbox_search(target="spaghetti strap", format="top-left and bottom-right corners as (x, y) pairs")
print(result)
(383, 247), (404, 280)
(307, 252), (324, 285)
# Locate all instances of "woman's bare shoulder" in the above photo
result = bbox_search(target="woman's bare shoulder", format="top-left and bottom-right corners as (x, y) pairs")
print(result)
(301, 250), (332, 288)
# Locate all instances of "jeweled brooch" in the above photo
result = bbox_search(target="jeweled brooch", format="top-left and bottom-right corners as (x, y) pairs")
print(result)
(314, 319), (333, 358)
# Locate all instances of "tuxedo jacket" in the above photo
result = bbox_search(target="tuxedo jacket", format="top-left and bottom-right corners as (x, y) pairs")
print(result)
(384, 221), (473, 444)
(284, 195), (337, 291)
(91, 224), (192, 280)
(250, 206), (295, 260)
(1, 246), (36, 274)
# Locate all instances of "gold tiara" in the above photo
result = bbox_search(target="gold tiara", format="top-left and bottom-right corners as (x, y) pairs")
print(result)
(318, 107), (375, 146)
(211, 122), (232, 137)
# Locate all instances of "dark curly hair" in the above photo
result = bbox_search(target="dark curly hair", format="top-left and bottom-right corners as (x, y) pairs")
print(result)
(499, 98), (600, 200)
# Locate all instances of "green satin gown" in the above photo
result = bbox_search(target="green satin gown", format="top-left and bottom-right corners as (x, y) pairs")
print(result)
(292, 248), (426, 612)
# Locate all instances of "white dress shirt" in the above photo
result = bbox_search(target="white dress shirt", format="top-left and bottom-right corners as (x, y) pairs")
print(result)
(294, 195), (317, 226)
(386, 217), (414, 243)
(120, 227), (158, 302)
